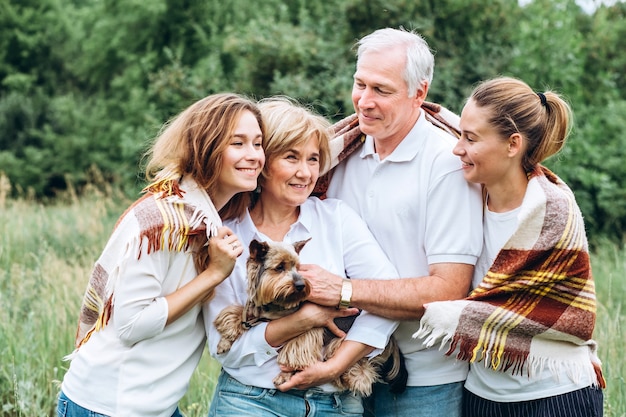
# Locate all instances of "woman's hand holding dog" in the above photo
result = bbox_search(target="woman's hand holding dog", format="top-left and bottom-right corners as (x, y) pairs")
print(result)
(165, 226), (241, 325)
(265, 302), (359, 347)
(275, 339), (374, 392)
(297, 302), (360, 338)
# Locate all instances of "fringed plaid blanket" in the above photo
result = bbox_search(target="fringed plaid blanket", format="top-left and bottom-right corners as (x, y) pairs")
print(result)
(313, 102), (461, 196)
(413, 166), (606, 388)
(71, 176), (221, 351)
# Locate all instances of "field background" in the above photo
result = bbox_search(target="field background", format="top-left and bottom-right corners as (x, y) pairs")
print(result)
(0, 183), (624, 416)
(2, 0), (626, 415)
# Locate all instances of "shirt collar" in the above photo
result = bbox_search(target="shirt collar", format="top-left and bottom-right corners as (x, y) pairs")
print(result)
(358, 111), (428, 162)
(236, 201), (314, 244)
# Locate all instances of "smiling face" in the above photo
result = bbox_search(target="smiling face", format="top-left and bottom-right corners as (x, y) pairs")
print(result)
(213, 110), (265, 208)
(262, 137), (321, 209)
(454, 99), (516, 187)
(351, 46), (424, 149)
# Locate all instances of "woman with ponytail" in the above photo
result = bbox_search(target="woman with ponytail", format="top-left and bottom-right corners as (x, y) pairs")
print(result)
(414, 77), (605, 416)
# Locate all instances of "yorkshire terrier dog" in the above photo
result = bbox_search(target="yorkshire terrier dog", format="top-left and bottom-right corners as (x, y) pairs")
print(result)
(213, 238), (407, 397)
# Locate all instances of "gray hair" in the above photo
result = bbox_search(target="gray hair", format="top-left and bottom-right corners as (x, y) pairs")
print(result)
(356, 28), (435, 97)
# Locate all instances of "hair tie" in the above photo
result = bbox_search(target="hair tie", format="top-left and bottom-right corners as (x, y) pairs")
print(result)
(537, 92), (547, 107)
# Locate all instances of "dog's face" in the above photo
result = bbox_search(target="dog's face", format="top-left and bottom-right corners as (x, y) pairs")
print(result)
(246, 238), (311, 312)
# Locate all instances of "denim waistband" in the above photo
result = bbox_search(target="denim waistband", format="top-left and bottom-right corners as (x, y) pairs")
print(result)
(220, 369), (352, 399)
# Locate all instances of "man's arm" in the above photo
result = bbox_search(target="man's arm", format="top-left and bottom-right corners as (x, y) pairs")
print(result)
(303, 262), (473, 320)
(286, 262), (472, 391)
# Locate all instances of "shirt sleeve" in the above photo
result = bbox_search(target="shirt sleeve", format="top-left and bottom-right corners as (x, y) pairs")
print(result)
(112, 242), (170, 346)
(203, 256), (279, 368)
(424, 164), (483, 265)
(337, 201), (400, 352)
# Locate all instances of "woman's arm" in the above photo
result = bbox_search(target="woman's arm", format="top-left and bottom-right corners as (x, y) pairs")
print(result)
(264, 302), (360, 347)
(165, 226), (240, 324)
(286, 200), (401, 388)
(113, 226), (239, 346)
(203, 246), (359, 369)
(276, 340), (374, 391)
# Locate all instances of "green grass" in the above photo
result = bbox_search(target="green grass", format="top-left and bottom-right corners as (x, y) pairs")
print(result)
(0, 191), (624, 416)
(589, 238), (626, 417)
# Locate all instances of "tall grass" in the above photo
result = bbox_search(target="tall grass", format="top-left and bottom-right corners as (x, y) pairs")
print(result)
(590, 238), (626, 417)
(0, 183), (222, 417)
(1, 186), (624, 416)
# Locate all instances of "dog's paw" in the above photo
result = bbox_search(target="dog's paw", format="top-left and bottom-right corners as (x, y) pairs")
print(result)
(273, 371), (293, 388)
(214, 304), (245, 354)
(216, 338), (234, 355)
(338, 359), (379, 397)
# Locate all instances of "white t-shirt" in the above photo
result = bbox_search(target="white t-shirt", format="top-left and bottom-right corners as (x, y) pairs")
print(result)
(204, 197), (399, 391)
(466, 205), (595, 401)
(61, 187), (221, 417)
(326, 112), (484, 386)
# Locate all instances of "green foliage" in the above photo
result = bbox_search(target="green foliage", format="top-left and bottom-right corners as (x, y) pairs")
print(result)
(587, 238), (626, 415)
(549, 100), (626, 242)
(580, 2), (626, 103)
(0, 193), (127, 416)
(425, 0), (521, 107)
(507, 0), (586, 103)
(1, 0), (625, 241)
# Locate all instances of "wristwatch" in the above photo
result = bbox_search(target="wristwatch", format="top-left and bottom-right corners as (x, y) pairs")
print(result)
(338, 278), (352, 309)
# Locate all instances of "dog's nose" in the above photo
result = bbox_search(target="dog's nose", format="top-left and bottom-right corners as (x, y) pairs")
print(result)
(293, 273), (307, 292)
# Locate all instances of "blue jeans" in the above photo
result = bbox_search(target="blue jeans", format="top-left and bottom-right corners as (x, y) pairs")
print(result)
(363, 381), (463, 417)
(57, 391), (184, 417)
(208, 370), (364, 416)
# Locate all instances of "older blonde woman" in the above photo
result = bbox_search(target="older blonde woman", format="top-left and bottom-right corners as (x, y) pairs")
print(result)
(204, 97), (399, 417)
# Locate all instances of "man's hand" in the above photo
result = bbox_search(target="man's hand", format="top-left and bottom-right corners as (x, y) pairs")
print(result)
(298, 264), (344, 307)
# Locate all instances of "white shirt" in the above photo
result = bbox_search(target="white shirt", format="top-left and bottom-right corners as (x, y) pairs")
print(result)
(204, 197), (399, 391)
(61, 178), (216, 417)
(326, 112), (484, 386)
(466, 206), (595, 401)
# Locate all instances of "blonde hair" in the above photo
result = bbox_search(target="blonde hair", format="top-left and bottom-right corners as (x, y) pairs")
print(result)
(469, 77), (572, 173)
(144, 93), (263, 219)
(257, 96), (331, 188)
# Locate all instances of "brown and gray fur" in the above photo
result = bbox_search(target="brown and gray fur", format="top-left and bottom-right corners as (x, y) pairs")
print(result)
(214, 238), (407, 397)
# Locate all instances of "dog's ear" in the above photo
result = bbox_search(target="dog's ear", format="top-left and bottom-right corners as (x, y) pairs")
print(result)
(293, 237), (311, 254)
(249, 239), (270, 261)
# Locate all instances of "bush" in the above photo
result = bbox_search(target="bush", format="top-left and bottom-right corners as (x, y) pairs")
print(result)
(548, 100), (626, 243)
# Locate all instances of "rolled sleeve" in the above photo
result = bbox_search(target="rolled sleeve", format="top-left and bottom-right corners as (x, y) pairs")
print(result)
(346, 312), (399, 354)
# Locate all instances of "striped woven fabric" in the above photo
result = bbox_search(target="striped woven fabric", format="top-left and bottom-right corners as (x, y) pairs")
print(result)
(72, 177), (219, 350)
(414, 166), (605, 388)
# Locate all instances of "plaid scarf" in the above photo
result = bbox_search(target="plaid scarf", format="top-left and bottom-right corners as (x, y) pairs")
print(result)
(313, 101), (461, 197)
(414, 166), (606, 388)
(71, 176), (220, 351)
